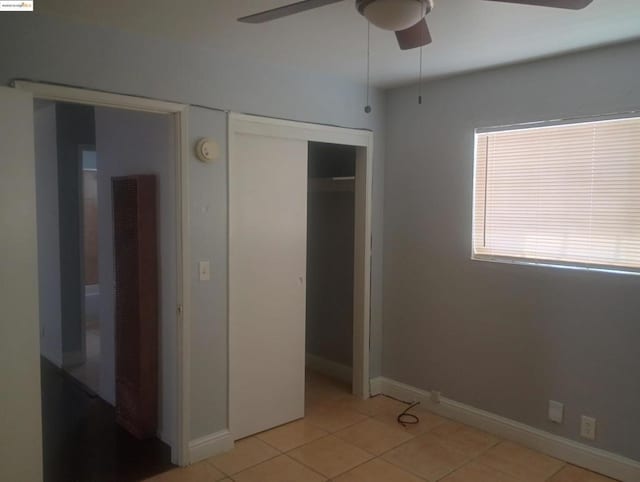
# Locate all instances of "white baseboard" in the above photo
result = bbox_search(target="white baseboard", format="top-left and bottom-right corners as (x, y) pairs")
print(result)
(40, 351), (63, 369)
(306, 353), (352, 384)
(370, 376), (383, 396)
(157, 428), (169, 447)
(189, 430), (234, 464)
(62, 349), (86, 368)
(376, 377), (640, 482)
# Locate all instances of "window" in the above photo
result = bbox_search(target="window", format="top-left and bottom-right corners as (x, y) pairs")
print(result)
(473, 115), (640, 273)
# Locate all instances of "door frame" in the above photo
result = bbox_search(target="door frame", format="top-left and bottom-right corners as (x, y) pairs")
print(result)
(13, 81), (191, 467)
(228, 112), (374, 407)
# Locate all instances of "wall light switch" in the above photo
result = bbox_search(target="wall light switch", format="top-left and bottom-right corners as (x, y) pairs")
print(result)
(549, 400), (564, 424)
(199, 261), (211, 281)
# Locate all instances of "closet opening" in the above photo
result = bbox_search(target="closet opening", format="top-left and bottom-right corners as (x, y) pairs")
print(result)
(305, 142), (357, 398)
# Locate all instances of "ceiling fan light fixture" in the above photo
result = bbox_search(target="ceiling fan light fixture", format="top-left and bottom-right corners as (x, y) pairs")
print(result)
(357, 0), (432, 32)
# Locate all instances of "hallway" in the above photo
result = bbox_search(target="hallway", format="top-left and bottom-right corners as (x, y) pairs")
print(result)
(41, 358), (174, 482)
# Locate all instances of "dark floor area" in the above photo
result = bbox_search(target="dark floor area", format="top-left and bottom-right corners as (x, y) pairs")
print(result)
(41, 357), (175, 482)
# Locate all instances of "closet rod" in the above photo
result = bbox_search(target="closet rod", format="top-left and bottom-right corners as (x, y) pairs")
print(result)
(331, 176), (355, 181)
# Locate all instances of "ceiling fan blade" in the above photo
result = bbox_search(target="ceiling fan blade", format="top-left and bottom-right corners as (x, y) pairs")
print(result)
(238, 0), (344, 23)
(395, 19), (432, 51)
(483, 0), (593, 9)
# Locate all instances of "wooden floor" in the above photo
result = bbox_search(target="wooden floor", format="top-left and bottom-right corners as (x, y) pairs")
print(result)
(149, 370), (617, 482)
(41, 357), (175, 482)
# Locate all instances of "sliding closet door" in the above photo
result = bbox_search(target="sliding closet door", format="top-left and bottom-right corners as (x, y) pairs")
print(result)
(229, 131), (308, 440)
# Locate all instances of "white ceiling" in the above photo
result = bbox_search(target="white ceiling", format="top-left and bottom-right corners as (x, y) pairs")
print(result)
(38, 0), (640, 88)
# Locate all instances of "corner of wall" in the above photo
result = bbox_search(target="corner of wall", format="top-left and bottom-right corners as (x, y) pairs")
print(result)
(188, 430), (234, 464)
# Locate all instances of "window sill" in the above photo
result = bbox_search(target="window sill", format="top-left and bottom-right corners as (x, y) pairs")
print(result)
(471, 254), (640, 277)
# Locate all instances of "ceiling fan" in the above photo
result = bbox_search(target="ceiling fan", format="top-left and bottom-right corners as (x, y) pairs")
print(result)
(238, 0), (594, 50)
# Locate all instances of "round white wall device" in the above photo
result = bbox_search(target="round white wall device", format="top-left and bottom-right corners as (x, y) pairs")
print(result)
(195, 138), (220, 163)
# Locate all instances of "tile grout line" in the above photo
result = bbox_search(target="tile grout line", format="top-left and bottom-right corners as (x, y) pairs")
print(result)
(235, 386), (375, 480)
(223, 394), (356, 478)
(285, 400), (430, 480)
(283, 450), (351, 481)
(457, 438), (568, 482)
(377, 417), (505, 481)
(215, 397), (442, 481)
(286, 432), (375, 480)
(289, 397), (424, 480)
(205, 441), (284, 479)
(431, 436), (505, 481)
(219, 382), (562, 482)
(205, 388), (608, 482)
(283, 452), (336, 480)
(545, 462), (569, 481)
(326, 413), (432, 480)
(363, 413), (457, 479)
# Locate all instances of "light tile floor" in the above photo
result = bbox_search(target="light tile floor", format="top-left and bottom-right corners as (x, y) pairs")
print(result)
(146, 371), (618, 482)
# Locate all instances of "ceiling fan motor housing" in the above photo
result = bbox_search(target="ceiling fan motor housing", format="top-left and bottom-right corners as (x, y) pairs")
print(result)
(356, 0), (433, 31)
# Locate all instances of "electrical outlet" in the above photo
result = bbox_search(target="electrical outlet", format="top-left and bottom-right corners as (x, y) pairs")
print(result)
(548, 400), (564, 424)
(581, 415), (597, 440)
(430, 390), (441, 404)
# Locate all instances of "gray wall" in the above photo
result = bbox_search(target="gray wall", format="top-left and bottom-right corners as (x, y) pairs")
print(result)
(0, 13), (385, 442)
(94, 107), (176, 446)
(188, 107), (228, 439)
(34, 100), (63, 367)
(383, 40), (640, 460)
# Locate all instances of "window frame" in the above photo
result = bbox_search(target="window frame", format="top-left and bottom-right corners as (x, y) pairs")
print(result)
(471, 112), (640, 277)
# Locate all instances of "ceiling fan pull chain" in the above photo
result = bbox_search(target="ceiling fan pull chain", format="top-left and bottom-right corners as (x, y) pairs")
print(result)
(418, 46), (424, 105)
(365, 21), (372, 114)
(418, 1), (425, 104)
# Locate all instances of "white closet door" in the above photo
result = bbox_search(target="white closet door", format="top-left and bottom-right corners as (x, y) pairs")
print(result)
(229, 132), (308, 440)
(0, 86), (43, 481)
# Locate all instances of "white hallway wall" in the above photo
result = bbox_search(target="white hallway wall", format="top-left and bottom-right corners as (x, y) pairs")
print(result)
(95, 107), (177, 445)
(0, 13), (385, 442)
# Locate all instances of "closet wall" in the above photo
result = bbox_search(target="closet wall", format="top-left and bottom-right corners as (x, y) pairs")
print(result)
(306, 142), (356, 371)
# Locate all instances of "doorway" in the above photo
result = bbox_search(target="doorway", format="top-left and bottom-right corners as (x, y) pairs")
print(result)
(1, 83), (191, 480)
(228, 113), (373, 441)
(33, 100), (178, 480)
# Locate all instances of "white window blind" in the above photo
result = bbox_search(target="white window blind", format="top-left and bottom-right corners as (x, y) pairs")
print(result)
(473, 116), (640, 272)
